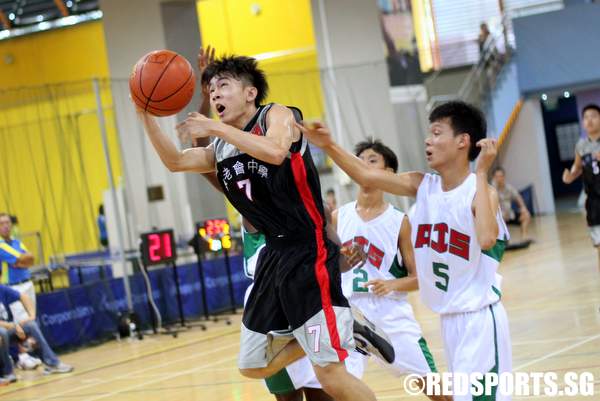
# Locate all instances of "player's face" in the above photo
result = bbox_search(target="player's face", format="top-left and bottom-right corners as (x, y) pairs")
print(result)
(358, 148), (388, 171)
(583, 109), (600, 134)
(493, 170), (505, 186)
(0, 216), (11, 238)
(425, 118), (469, 170)
(209, 75), (256, 124)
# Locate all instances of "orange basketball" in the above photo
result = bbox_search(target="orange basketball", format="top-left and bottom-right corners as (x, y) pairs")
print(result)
(129, 50), (195, 117)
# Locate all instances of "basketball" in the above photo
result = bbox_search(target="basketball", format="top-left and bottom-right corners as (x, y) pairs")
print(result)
(129, 50), (195, 117)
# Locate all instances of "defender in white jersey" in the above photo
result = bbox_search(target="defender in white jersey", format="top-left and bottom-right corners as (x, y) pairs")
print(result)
(333, 140), (447, 401)
(298, 100), (512, 400)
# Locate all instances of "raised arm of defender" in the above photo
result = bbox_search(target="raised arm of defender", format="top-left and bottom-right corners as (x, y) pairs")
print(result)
(296, 122), (423, 197)
(473, 139), (500, 250)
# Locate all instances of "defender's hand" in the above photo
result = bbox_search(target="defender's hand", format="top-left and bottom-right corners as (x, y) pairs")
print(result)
(475, 138), (497, 175)
(562, 168), (574, 184)
(294, 121), (334, 149)
(365, 279), (395, 297)
(340, 243), (366, 268)
(197, 45), (216, 96)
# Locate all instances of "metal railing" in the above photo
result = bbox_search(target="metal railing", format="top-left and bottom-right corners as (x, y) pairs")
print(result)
(426, 20), (512, 112)
(425, 1), (564, 112)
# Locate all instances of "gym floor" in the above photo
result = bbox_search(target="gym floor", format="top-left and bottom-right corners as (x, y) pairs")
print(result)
(0, 211), (598, 401)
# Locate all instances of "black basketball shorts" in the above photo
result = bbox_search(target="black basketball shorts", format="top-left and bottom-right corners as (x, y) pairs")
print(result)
(238, 236), (354, 368)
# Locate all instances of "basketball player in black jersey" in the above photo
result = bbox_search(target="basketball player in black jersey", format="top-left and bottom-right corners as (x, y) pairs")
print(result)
(563, 103), (600, 268)
(138, 55), (389, 401)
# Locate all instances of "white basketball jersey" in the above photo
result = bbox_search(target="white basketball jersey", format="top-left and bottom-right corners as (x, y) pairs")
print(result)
(411, 173), (509, 314)
(337, 201), (408, 301)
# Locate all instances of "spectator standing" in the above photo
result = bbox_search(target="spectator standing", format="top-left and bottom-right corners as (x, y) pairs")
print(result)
(0, 213), (37, 310)
(0, 213), (41, 370)
(97, 205), (108, 248)
(478, 23), (491, 54)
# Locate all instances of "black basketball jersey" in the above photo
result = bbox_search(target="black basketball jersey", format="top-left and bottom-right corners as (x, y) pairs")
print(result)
(576, 137), (600, 199)
(212, 103), (327, 239)
(576, 136), (600, 225)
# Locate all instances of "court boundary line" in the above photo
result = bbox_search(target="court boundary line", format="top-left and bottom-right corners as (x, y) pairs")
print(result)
(84, 354), (239, 400)
(30, 340), (241, 401)
(0, 326), (238, 397)
(514, 333), (600, 371)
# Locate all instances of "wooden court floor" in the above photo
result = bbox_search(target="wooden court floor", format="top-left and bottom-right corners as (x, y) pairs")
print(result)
(0, 211), (598, 401)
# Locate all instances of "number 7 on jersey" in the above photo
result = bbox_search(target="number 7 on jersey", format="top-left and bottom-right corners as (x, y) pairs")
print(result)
(237, 179), (253, 201)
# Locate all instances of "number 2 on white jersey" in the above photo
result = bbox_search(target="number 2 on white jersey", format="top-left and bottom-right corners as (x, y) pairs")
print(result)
(237, 179), (253, 201)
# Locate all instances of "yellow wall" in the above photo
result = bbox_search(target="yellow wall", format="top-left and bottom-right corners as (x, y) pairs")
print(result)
(197, 0), (325, 119)
(197, 0), (315, 55)
(197, 0), (326, 225)
(0, 21), (121, 261)
(0, 22), (109, 87)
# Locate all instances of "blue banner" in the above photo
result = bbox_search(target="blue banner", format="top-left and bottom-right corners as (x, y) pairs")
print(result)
(68, 265), (113, 286)
(37, 255), (251, 349)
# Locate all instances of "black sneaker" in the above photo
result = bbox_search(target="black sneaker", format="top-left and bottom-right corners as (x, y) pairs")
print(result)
(352, 308), (395, 363)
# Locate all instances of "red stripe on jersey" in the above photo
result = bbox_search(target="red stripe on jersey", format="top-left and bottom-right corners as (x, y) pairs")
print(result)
(290, 152), (348, 362)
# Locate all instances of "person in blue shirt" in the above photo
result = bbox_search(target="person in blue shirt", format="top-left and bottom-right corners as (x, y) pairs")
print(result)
(0, 212), (41, 370)
(0, 285), (73, 383)
(97, 205), (108, 248)
(0, 213), (34, 287)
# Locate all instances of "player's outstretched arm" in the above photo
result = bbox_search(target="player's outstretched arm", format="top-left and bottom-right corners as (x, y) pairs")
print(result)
(473, 139), (500, 250)
(188, 134), (223, 192)
(176, 105), (296, 166)
(562, 152), (583, 184)
(296, 122), (423, 198)
(138, 110), (215, 173)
